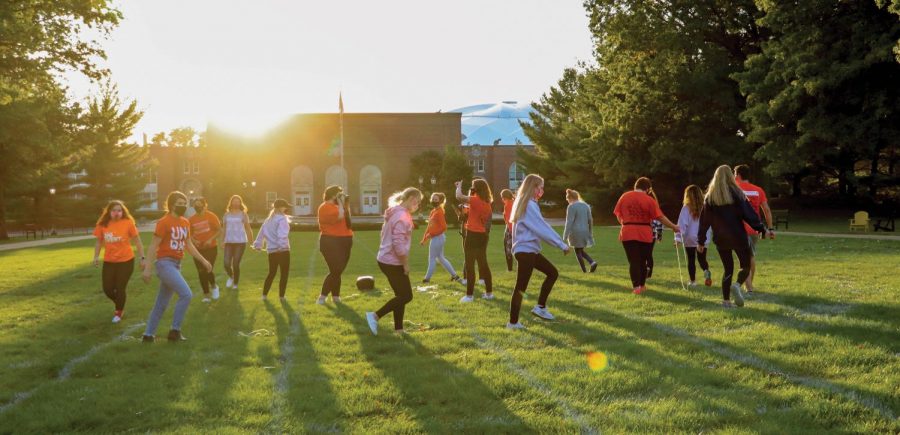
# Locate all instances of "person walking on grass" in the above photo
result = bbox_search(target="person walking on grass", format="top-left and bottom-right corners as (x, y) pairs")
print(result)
(366, 187), (423, 336)
(188, 197), (221, 303)
(507, 174), (570, 329)
(697, 165), (768, 308)
(316, 185), (354, 305)
(93, 200), (145, 324)
(500, 189), (515, 272)
(734, 164), (775, 295)
(613, 177), (680, 295)
(141, 191), (212, 343)
(674, 185), (713, 287)
(455, 178), (494, 302)
(252, 198), (292, 302)
(420, 192), (462, 284)
(563, 189), (596, 273)
(222, 195), (253, 291)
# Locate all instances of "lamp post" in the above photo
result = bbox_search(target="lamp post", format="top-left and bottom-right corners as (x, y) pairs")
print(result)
(48, 188), (57, 236)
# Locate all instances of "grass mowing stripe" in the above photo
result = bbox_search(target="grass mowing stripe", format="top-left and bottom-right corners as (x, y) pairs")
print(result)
(0, 322), (145, 414)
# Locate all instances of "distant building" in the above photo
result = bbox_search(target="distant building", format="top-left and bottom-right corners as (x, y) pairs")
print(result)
(142, 102), (536, 215)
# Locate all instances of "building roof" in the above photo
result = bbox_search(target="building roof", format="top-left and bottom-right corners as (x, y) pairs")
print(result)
(447, 101), (535, 146)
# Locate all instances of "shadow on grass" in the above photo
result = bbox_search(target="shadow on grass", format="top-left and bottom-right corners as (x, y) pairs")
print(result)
(330, 303), (536, 433)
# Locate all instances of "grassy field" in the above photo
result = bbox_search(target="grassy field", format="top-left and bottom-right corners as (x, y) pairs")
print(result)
(0, 227), (897, 433)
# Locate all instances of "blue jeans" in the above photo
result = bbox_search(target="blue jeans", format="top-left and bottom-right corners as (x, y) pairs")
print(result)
(144, 258), (193, 336)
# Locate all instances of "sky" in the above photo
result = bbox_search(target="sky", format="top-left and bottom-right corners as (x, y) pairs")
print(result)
(67, 0), (595, 140)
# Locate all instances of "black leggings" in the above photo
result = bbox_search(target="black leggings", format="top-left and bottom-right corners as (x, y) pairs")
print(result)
(574, 248), (594, 272)
(192, 246), (218, 294)
(646, 241), (657, 278)
(223, 243), (246, 285)
(684, 247), (709, 281)
(102, 259), (134, 311)
(376, 261), (413, 330)
(464, 231), (492, 295)
(319, 235), (352, 297)
(263, 251), (291, 297)
(509, 252), (558, 324)
(622, 241), (653, 288)
(717, 246), (752, 300)
(503, 227), (514, 271)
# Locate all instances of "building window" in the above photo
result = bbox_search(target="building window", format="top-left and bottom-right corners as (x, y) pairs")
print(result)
(469, 159), (485, 173)
(183, 161), (190, 175)
(192, 161), (200, 174)
(509, 163), (525, 190)
(266, 191), (277, 208)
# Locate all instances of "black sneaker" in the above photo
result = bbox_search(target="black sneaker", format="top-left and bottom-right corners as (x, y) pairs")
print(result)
(421, 279), (430, 284)
(590, 262), (598, 273)
(167, 329), (187, 342)
(142, 335), (155, 343)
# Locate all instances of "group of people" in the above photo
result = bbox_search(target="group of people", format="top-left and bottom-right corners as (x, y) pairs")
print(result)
(90, 163), (773, 341)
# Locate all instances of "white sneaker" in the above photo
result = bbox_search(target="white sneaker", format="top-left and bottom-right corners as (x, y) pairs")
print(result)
(365, 312), (378, 335)
(226, 277), (234, 288)
(731, 284), (745, 307)
(531, 305), (555, 320)
(202, 297), (211, 303)
(261, 295), (267, 301)
(459, 295), (475, 303)
(481, 293), (495, 300)
(478, 279), (485, 286)
(332, 296), (342, 304)
(506, 322), (525, 330)
(688, 281), (698, 287)
(316, 295), (327, 305)
(112, 315), (122, 324)
(460, 278), (468, 286)
(211, 286), (220, 300)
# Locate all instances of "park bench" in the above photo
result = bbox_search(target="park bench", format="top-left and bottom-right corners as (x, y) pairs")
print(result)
(771, 209), (790, 230)
(23, 224), (45, 240)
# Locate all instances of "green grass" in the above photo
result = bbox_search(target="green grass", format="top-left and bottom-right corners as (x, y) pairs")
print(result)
(0, 228), (897, 433)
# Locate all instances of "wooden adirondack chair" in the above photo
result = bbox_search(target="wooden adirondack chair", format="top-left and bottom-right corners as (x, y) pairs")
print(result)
(848, 211), (869, 232)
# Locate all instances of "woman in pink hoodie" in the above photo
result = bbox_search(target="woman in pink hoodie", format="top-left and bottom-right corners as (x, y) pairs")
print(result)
(366, 187), (423, 335)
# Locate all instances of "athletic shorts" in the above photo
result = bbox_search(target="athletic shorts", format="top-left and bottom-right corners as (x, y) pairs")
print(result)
(747, 235), (758, 256)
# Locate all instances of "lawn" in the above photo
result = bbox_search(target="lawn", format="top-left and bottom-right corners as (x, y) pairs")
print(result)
(0, 227), (897, 433)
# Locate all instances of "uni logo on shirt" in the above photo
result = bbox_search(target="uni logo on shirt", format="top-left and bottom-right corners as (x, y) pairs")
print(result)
(169, 226), (188, 251)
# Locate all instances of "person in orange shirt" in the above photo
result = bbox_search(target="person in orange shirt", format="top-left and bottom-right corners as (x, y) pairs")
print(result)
(455, 178), (494, 302)
(613, 177), (680, 294)
(189, 197), (221, 303)
(141, 191), (212, 343)
(420, 192), (462, 284)
(500, 189), (515, 271)
(92, 200), (145, 324)
(316, 185), (354, 304)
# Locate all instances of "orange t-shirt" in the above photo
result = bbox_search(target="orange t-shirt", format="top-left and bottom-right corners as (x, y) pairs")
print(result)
(423, 207), (448, 241)
(465, 195), (492, 233)
(737, 180), (768, 235)
(318, 202), (353, 237)
(189, 211), (221, 248)
(155, 214), (191, 260)
(502, 199), (513, 231)
(93, 219), (139, 263)
(613, 190), (663, 243)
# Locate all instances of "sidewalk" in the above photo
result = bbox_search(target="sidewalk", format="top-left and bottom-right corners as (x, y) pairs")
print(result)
(0, 224), (156, 252)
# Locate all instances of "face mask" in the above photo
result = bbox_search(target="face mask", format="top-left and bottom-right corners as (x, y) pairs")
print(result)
(195, 206), (205, 214)
(431, 200), (441, 205)
(111, 211), (123, 219)
(174, 205), (187, 216)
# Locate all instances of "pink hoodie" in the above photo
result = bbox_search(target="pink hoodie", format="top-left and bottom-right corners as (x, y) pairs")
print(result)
(377, 205), (413, 266)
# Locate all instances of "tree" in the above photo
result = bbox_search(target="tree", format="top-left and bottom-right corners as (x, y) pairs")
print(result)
(70, 85), (153, 223)
(736, 0), (900, 200)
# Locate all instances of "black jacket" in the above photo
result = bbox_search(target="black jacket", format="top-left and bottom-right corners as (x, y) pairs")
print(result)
(698, 187), (766, 250)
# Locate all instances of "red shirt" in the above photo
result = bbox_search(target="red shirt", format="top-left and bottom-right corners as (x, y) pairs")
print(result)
(737, 180), (767, 234)
(464, 195), (491, 233)
(502, 199), (513, 231)
(155, 214), (191, 260)
(613, 190), (663, 243)
(422, 207), (448, 242)
(318, 202), (354, 237)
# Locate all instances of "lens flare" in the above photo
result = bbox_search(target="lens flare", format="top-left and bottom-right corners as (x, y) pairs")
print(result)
(587, 351), (608, 372)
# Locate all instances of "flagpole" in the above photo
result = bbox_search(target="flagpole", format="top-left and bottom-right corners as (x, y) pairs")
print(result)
(339, 92), (345, 190)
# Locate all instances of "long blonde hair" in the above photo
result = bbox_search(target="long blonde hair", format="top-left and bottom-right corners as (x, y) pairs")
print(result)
(510, 174), (544, 223)
(705, 165), (745, 206)
(389, 187), (423, 207)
